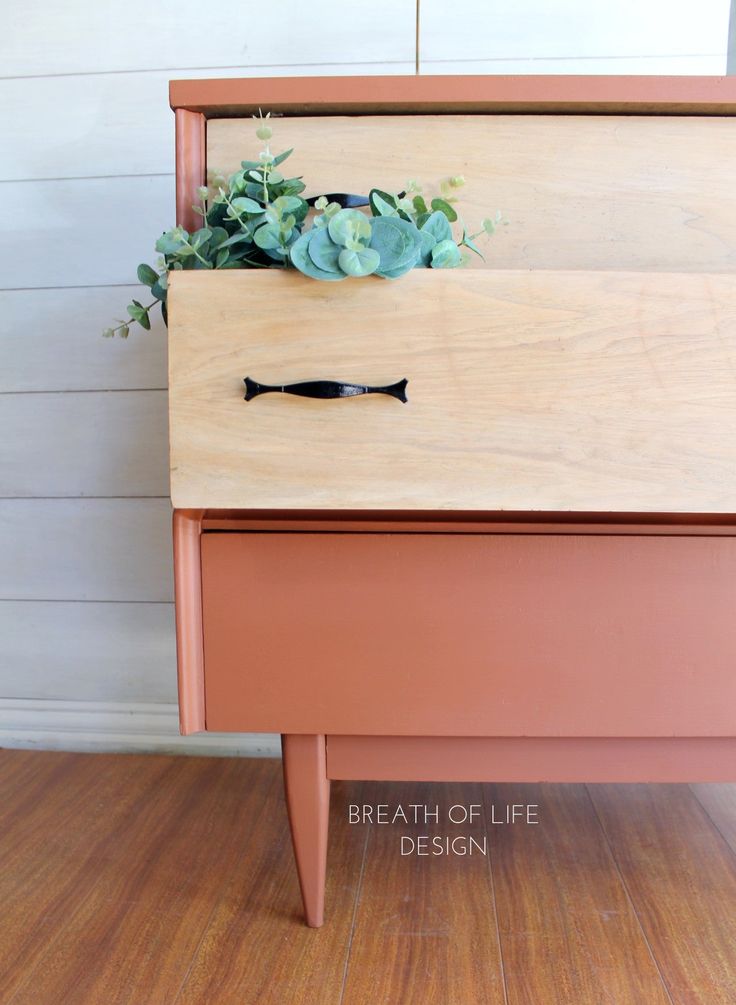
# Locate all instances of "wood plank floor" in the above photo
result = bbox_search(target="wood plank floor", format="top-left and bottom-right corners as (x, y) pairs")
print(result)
(2, 751), (736, 1004)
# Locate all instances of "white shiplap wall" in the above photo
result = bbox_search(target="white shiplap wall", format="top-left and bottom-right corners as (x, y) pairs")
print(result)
(0, 1), (729, 755)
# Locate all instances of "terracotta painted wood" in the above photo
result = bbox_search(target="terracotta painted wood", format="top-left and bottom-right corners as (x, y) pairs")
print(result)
(169, 269), (736, 513)
(590, 784), (736, 1004)
(327, 737), (736, 783)
(208, 113), (736, 274)
(200, 530), (736, 737)
(486, 782), (672, 1004)
(170, 74), (736, 117)
(281, 734), (330, 928)
(175, 108), (206, 233)
(341, 781), (507, 1005)
(172, 509), (205, 734)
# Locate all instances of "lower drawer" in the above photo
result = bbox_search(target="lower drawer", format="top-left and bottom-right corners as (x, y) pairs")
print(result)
(200, 531), (736, 736)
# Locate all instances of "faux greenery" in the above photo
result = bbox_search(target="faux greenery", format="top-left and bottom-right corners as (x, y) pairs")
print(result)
(104, 114), (502, 338)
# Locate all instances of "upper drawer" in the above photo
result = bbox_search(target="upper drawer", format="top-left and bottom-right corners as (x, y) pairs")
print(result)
(208, 114), (736, 273)
(168, 268), (736, 512)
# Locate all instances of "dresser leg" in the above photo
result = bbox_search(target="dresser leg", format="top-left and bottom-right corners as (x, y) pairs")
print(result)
(281, 733), (330, 928)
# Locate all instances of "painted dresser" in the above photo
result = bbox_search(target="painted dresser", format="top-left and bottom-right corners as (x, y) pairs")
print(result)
(168, 75), (736, 926)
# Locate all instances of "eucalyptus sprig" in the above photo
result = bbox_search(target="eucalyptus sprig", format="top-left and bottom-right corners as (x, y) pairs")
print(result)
(105, 115), (503, 336)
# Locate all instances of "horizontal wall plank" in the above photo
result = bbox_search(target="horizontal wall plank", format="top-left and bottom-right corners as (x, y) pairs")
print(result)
(1, 1), (416, 77)
(0, 699), (281, 756)
(0, 390), (168, 497)
(0, 64), (415, 183)
(0, 287), (167, 392)
(2, 175), (173, 289)
(420, 0), (730, 63)
(420, 54), (727, 75)
(0, 499), (173, 602)
(0, 602), (176, 702)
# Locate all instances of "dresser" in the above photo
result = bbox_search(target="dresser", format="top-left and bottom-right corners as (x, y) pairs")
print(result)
(168, 75), (736, 926)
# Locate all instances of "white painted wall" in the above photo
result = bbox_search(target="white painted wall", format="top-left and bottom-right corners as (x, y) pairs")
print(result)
(0, 1), (729, 754)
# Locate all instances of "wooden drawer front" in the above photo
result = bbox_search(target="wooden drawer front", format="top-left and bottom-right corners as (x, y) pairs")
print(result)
(168, 269), (736, 513)
(200, 531), (736, 737)
(208, 114), (736, 274)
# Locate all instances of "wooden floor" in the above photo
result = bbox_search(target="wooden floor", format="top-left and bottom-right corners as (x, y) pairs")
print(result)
(2, 752), (736, 1004)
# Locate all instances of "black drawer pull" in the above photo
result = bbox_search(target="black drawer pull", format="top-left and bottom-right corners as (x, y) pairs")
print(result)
(244, 377), (408, 403)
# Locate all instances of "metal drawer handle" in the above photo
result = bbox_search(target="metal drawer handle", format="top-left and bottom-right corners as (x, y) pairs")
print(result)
(244, 377), (408, 403)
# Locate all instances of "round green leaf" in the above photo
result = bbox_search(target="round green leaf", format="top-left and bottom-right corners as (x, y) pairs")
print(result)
(230, 197), (263, 215)
(253, 223), (282, 250)
(338, 246), (380, 277)
(431, 239), (462, 269)
(430, 197), (458, 223)
(290, 231), (346, 281)
(308, 227), (343, 272)
(420, 210), (452, 244)
(137, 263), (158, 288)
(370, 217), (422, 274)
(328, 209), (372, 248)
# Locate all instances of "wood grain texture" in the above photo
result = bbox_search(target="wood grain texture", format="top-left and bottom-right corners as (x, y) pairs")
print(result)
(0, 390), (167, 497)
(341, 781), (506, 1005)
(0, 287), (167, 393)
(0, 752), (173, 1001)
(201, 531), (736, 737)
(486, 782), (672, 1005)
(692, 783), (736, 853)
(0, 0), (416, 77)
(7, 756), (275, 1005)
(0, 601), (176, 701)
(169, 269), (736, 512)
(0, 499), (173, 601)
(208, 114), (736, 273)
(590, 783), (736, 1004)
(3, 751), (736, 1003)
(176, 774), (368, 1005)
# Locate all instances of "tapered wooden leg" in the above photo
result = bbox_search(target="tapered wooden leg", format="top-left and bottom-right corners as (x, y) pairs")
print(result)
(281, 733), (330, 928)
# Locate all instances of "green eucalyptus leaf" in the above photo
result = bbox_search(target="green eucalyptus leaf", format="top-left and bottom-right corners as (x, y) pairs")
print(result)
(150, 279), (167, 301)
(271, 148), (294, 167)
(421, 210), (452, 243)
(137, 263), (158, 288)
(253, 223), (282, 250)
(328, 208), (372, 248)
(461, 231), (485, 260)
(338, 246), (380, 277)
(155, 229), (188, 255)
(370, 216), (422, 274)
(431, 239), (462, 268)
(230, 197), (263, 215)
(308, 227), (343, 272)
(416, 227), (437, 267)
(290, 231), (346, 280)
(215, 248), (230, 268)
(191, 228), (212, 249)
(412, 195), (428, 215)
(431, 197), (458, 222)
(369, 189), (398, 217)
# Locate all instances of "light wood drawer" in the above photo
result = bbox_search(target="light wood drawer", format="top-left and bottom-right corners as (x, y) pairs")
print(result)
(200, 530), (736, 737)
(208, 114), (736, 274)
(168, 269), (736, 512)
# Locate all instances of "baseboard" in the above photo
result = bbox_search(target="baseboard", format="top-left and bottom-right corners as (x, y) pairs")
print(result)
(0, 698), (281, 757)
